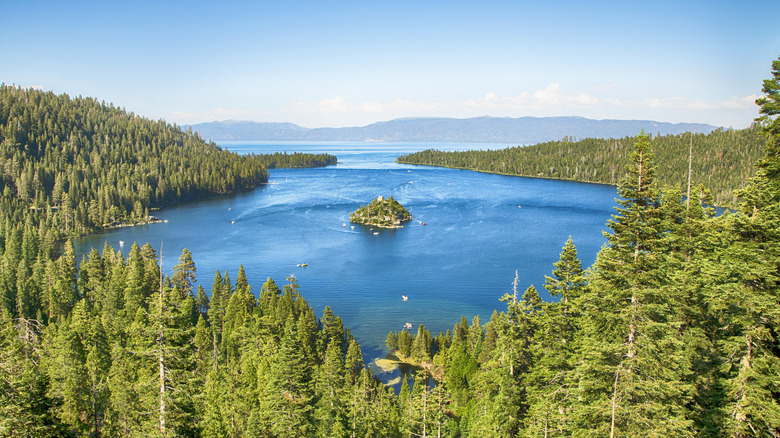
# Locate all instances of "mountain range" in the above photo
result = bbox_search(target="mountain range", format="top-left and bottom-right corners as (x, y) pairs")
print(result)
(185, 116), (719, 144)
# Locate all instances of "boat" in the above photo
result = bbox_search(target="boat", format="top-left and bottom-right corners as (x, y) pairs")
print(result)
(351, 225), (355, 230)
(373, 232), (379, 235)
(402, 295), (408, 301)
(404, 322), (413, 330)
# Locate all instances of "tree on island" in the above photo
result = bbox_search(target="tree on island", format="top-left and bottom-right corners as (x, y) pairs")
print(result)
(349, 196), (413, 228)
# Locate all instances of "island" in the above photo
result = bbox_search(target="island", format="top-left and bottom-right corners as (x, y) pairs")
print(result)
(349, 195), (413, 228)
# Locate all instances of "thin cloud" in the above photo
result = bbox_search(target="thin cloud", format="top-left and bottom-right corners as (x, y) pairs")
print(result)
(168, 108), (274, 124)
(167, 84), (759, 128)
(604, 95), (758, 111)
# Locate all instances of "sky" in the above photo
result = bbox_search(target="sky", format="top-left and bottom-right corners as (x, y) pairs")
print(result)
(2, 0), (779, 129)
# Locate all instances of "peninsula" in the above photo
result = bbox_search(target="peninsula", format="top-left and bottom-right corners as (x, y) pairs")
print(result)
(350, 196), (413, 228)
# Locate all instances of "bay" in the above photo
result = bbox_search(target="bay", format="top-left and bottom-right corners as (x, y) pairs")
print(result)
(74, 141), (618, 363)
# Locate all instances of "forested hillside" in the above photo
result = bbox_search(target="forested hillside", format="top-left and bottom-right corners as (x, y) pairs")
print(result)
(0, 85), (336, 241)
(187, 116), (717, 143)
(252, 151), (337, 169)
(1, 242), (398, 436)
(397, 125), (766, 207)
(1, 56), (780, 437)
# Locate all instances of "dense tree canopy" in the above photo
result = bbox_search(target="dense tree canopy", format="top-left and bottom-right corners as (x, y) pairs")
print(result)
(350, 196), (413, 228)
(397, 124), (766, 207)
(0, 85), (335, 241)
(3, 56), (780, 437)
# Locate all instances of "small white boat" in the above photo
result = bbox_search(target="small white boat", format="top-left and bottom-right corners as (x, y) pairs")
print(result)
(351, 225), (355, 230)
(402, 295), (408, 301)
(373, 232), (379, 235)
(119, 240), (124, 247)
(404, 322), (413, 330)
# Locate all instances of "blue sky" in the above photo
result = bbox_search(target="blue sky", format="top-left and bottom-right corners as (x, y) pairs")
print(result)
(2, 0), (778, 128)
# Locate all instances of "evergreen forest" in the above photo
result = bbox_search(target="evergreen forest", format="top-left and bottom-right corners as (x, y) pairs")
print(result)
(397, 124), (767, 208)
(0, 84), (335, 240)
(1, 56), (780, 437)
(350, 196), (413, 228)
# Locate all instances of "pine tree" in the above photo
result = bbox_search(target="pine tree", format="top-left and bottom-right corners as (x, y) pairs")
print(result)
(195, 284), (210, 316)
(105, 341), (142, 436)
(194, 314), (212, 374)
(297, 307), (320, 365)
(222, 267), (255, 364)
(78, 248), (105, 309)
(344, 339), (364, 384)
(15, 259), (36, 320)
(171, 248), (196, 298)
(411, 324), (432, 362)
(574, 133), (694, 436)
(314, 339), (348, 437)
(123, 242), (146, 320)
(320, 306), (346, 354)
(200, 369), (228, 438)
(524, 237), (587, 436)
(49, 239), (78, 321)
(260, 320), (314, 436)
(49, 318), (92, 435)
(131, 274), (197, 437)
(207, 270), (225, 358)
(84, 315), (111, 438)
(0, 311), (67, 436)
(346, 367), (400, 438)
(706, 56), (780, 437)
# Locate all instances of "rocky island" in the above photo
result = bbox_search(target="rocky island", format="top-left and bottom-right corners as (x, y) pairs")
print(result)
(350, 196), (413, 228)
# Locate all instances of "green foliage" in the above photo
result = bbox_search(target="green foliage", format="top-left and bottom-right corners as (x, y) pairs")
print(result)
(349, 195), (413, 228)
(0, 244), (379, 437)
(251, 151), (337, 169)
(0, 85), (270, 239)
(4, 57), (780, 437)
(397, 124), (766, 207)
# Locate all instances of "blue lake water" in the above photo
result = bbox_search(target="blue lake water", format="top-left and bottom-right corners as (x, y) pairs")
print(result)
(74, 141), (618, 364)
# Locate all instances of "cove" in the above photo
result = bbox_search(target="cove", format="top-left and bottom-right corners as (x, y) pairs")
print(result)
(73, 141), (618, 363)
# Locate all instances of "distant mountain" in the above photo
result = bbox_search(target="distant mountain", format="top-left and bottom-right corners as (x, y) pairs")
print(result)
(185, 116), (719, 144)
(186, 120), (308, 140)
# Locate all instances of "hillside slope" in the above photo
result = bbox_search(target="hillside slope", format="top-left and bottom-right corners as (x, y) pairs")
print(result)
(187, 116), (718, 143)
(397, 125), (766, 207)
(0, 85), (269, 238)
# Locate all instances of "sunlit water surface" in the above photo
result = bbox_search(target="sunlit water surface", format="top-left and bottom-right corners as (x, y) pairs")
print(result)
(75, 142), (617, 373)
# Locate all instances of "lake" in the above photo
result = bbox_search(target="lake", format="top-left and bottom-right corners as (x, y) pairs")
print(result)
(74, 141), (618, 367)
